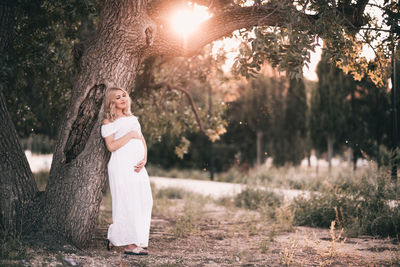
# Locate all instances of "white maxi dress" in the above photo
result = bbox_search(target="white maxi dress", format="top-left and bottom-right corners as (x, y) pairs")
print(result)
(101, 115), (153, 247)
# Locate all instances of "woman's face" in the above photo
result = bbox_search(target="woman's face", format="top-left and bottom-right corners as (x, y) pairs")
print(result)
(113, 90), (128, 110)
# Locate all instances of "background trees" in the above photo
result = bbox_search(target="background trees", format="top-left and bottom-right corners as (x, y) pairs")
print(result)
(3, 0), (100, 139)
(310, 50), (352, 171)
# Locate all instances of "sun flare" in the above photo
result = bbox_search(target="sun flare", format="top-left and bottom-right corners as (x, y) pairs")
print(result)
(170, 4), (211, 35)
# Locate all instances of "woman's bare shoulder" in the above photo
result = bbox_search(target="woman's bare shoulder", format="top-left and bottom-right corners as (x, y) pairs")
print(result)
(103, 118), (112, 125)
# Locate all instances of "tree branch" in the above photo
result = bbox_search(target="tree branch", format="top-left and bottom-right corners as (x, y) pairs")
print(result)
(144, 5), (315, 58)
(166, 84), (207, 136)
(145, 1), (371, 59)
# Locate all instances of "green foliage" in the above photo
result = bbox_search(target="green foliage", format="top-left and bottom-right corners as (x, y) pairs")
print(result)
(271, 77), (308, 166)
(311, 49), (392, 167)
(230, 1), (396, 87)
(344, 77), (392, 167)
(235, 187), (282, 212)
(291, 172), (400, 237)
(3, 0), (100, 139)
(132, 47), (228, 158)
(222, 70), (308, 167)
(310, 50), (352, 154)
(222, 74), (275, 166)
(233, 1), (317, 79)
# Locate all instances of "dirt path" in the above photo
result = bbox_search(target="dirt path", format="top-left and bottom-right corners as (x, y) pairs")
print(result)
(10, 195), (398, 267)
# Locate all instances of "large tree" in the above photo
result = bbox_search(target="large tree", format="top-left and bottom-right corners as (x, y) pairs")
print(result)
(2, 0), (390, 247)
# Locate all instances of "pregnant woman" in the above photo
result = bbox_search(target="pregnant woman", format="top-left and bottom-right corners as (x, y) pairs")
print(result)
(101, 87), (153, 255)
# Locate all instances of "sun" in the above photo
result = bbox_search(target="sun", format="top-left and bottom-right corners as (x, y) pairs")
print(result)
(170, 4), (212, 36)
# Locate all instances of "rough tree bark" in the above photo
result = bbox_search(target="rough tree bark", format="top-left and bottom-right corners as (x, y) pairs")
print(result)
(1, 0), (370, 247)
(43, 0), (155, 247)
(0, 0), (40, 234)
(0, 92), (41, 233)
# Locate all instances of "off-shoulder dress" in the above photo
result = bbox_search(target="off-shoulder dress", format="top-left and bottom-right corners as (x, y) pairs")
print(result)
(101, 115), (153, 247)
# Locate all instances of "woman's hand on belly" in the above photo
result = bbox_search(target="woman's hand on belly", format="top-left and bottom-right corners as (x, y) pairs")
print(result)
(134, 157), (146, 173)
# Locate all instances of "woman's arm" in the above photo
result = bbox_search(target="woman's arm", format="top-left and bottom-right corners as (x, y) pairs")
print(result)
(103, 120), (141, 152)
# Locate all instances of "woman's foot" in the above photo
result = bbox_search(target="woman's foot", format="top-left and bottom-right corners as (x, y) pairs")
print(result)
(106, 240), (113, 251)
(124, 244), (148, 255)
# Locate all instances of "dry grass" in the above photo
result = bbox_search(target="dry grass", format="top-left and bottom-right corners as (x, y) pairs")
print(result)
(2, 184), (397, 266)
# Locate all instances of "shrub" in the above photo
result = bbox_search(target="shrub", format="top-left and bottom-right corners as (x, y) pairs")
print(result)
(291, 172), (400, 237)
(156, 187), (185, 199)
(235, 187), (282, 211)
(292, 191), (355, 228)
(173, 216), (194, 238)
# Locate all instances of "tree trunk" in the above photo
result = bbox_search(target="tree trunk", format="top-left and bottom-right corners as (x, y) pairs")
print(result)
(256, 130), (263, 168)
(0, 0), (41, 234)
(327, 135), (334, 174)
(43, 0), (155, 247)
(347, 147), (353, 168)
(0, 91), (40, 233)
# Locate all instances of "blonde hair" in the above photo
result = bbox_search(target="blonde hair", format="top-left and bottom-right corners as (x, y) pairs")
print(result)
(104, 87), (132, 121)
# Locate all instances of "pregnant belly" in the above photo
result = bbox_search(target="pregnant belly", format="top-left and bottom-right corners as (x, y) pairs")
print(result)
(113, 139), (145, 166)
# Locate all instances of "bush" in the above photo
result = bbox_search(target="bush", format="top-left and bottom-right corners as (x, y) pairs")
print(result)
(235, 187), (282, 211)
(291, 172), (400, 237)
(156, 187), (185, 199)
(292, 191), (355, 228)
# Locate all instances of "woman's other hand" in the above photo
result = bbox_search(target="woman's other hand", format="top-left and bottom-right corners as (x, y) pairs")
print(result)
(134, 158), (146, 173)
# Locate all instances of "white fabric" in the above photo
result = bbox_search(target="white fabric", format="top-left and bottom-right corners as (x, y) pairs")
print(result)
(101, 123), (116, 137)
(101, 115), (153, 247)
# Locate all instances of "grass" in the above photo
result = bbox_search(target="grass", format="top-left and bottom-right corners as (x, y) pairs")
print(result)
(31, 156), (400, 243)
(149, 183), (208, 238)
(234, 187), (282, 210)
(291, 170), (400, 238)
(172, 190), (207, 238)
(148, 160), (375, 192)
(156, 187), (187, 199)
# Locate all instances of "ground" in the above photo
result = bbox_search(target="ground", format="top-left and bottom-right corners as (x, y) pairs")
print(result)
(4, 189), (399, 267)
